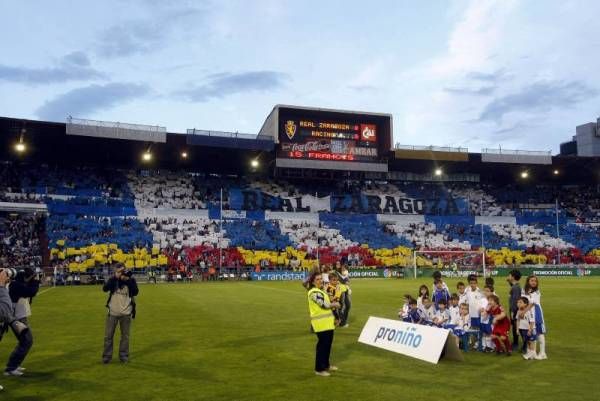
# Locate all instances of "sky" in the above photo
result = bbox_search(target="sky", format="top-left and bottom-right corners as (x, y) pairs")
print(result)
(1, 0), (599, 153)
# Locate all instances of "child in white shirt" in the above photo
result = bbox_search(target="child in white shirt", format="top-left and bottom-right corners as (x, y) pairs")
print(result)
(420, 297), (436, 324)
(456, 281), (467, 306)
(517, 296), (537, 360)
(398, 294), (413, 321)
(480, 285), (494, 352)
(465, 274), (483, 329)
(448, 294), (460, 325)
(433, 299), (451, 327)
(416, 284), (429, 308)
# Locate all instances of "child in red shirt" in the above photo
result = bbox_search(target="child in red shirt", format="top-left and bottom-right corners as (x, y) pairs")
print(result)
(487, 294), (512, 356)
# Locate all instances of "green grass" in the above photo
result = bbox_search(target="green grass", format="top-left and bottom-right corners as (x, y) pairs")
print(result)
(1, 278), (599, 401)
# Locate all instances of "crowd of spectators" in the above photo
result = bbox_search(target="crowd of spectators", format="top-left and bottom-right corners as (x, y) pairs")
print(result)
(0, 213), (42, 269)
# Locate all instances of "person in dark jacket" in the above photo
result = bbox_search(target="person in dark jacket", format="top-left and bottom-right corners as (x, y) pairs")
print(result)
(4, 268), (38, 376)
(102, 266), (139, 364)
(507, 269), (522, 350)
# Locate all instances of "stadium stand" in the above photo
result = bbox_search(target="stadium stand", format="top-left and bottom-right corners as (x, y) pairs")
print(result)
(3, 159), (600, 273)
(0, 212), (43, 268)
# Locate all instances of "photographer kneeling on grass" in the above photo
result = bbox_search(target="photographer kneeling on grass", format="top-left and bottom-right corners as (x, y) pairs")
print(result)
(102, 266), (138, 364)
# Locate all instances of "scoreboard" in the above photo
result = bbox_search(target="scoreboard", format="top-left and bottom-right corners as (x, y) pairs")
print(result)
(260, 105), (391, 171)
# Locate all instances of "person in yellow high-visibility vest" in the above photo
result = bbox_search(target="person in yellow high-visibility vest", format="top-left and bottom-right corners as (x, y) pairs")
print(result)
(307, 271), (340, 377)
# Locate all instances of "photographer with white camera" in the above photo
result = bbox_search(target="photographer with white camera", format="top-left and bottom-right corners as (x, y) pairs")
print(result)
(5, 267), (38, 376)
(102, 266), (138, 364)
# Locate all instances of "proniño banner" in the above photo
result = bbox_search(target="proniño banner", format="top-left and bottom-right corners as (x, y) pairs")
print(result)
(358, 317), (463, 364)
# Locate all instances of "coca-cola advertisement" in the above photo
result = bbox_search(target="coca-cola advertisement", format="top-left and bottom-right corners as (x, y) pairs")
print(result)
(280, 140), (331, 152)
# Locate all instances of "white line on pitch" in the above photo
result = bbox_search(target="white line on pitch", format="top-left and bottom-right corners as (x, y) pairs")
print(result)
(37, 287), (56, 296)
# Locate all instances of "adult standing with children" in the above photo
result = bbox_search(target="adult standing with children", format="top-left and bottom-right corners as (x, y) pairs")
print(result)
(306, 271), (340, 377)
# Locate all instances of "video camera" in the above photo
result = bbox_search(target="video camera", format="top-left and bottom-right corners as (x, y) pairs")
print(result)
(0, 268), (17, 279)
(121, 270), (133, 279)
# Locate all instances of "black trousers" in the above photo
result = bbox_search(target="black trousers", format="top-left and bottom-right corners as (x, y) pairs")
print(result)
(340, 293), (351, 326)
(6, 318), (33, 372)
(315, 329), (334, 372)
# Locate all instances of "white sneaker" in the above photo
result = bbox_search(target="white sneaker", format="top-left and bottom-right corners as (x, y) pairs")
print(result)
(535, 353), (548, 360)
(523, 351), (535, 360)
(0, 384), (3, 391)
(16, 367), (25, 372)
(328, 365), (339, 371)
(315, 371), (331, 377)
(341, 324), (349, 328)
(4, 369), (24, 377)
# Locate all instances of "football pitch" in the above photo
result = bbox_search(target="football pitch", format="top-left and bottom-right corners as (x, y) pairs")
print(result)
(1, 277), (598, 401)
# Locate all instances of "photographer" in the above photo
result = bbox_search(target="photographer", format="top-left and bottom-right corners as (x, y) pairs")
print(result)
(5, 268), (38, 376)
(0, 269), (32, 390)
(102, 266), (138, 364)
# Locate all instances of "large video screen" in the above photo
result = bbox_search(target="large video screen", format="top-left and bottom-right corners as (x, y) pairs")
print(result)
(277, 108), (391, 164)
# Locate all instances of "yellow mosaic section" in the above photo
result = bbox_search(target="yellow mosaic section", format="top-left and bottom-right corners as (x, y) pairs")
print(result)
(50, 242), (569, 272)
(50, 243), (168, 272)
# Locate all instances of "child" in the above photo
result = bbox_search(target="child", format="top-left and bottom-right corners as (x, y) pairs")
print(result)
(432, 279), (451, 310)
(321, 265), (330, 285)
(421, 296), (436, 324)
(485, 277), (496, 293)
(416, 284), (429, 308)
(431, 271), (450, 294)
(456, 281), (467, 306)
(398, 294), (413, 321)
(453, 303), (472, 347)
(479, 285), (494, 352)
(407, 298), (426, 324)
(433, 299), (451, 327)
(455, 303), (471, 334)
(487, 294), (512, 356)
(464, 274), (483, 329)
(325, 272), (344, 326)
(517, 296), (537, 360)
(522, 275), (547, 360)
(448, 294), (460, 325)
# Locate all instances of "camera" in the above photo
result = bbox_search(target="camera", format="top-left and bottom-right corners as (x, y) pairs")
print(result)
(0, 268), (17, 279)
(122, 270), (133, 278)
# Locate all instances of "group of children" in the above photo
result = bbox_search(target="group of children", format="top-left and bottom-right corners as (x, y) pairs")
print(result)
(399, 270), (547, 360)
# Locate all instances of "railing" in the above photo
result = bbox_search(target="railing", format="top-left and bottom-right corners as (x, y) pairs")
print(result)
(394, 144), (468, 153)
(388, 171), (480, 182)
(67, 117), (166, 133)
(481, 148), (551, 156)
(186, 128), (259, 140)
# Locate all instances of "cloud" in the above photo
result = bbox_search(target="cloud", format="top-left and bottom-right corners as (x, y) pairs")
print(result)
(466, 69), (506, 82)
(478, 80), (598, 122)
(95, 5), (206, 58)
(444, 86), (496, 96)
(36, 82), (150, 120)
(0, 52), (105, 84)
(176, 71), (289, 102)
(348, 85), (378, 92)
